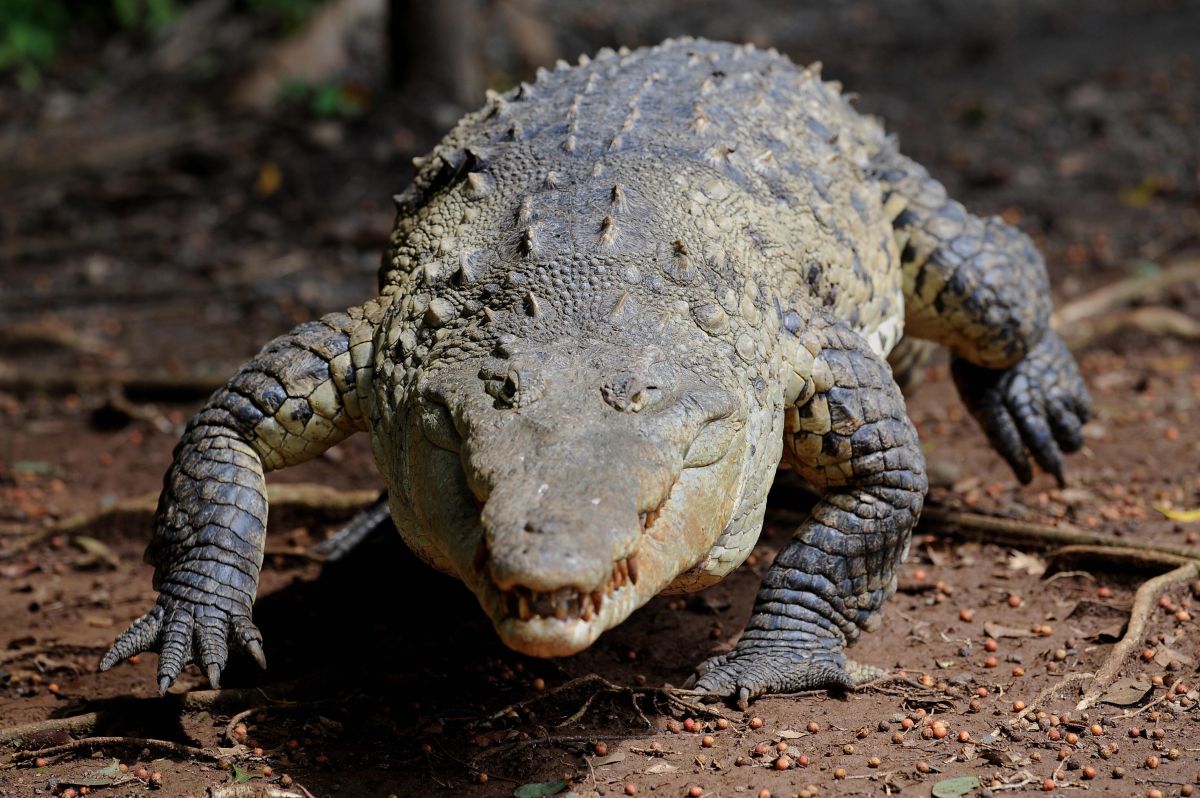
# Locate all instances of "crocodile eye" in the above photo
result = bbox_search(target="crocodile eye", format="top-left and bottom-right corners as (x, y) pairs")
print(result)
(418, 397), (462, 452)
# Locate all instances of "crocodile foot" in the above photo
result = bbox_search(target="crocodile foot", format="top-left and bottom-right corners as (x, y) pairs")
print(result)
(952, 331), (1091, 486)
(100, 595), (266, 692)
(689, 641), (882, 709)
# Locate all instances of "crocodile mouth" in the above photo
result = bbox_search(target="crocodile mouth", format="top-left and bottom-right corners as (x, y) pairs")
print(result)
(481, 490), (671, 657)
(494, 499), (662, 624)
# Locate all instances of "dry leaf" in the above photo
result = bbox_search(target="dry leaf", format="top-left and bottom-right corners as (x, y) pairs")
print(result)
(1098, 678), (1152, 706)
(1154, 646), (1194, 668)
(1007, 551), (1046, 576)
(591, 752), (625, 767)
(644, 762), (677, 774)
(1154, 504), (1200, 522)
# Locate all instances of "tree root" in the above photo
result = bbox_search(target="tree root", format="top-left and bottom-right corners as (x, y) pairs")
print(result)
(1075, 561), (1200, 711)
(1052, 258), (1200, 328)
(5, 735), (220, 766)
(919, 507), (1200, 562)
(921, 507), (1200, 716)
(0, 714), (99, 750)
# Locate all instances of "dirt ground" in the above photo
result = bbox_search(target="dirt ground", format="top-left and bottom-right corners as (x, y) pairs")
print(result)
(2, 1), (1200, 796)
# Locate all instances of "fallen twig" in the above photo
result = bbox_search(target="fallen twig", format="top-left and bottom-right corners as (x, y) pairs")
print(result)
(1053, 258), (1200, 327)
(1049, 544), (1195, 570)
(919, 507), (1200, 563)
(1076, 561), (1200, 711)
(1063, 305), (1200, 349)
(7, 735), (219, 765)
(0, 714), (99, 749)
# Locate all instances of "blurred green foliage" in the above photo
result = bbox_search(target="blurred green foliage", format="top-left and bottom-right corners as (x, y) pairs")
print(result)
(281, 78), (367, 118)
(0, 0), (325, 89)
(247, 0), (324, 30)
(0, 0), (178, 88)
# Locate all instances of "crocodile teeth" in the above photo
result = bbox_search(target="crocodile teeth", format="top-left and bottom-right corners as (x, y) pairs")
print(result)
(499, 555), (642, 623)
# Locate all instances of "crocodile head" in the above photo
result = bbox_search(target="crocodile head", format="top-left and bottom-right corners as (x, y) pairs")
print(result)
(400, 334), (749, 657)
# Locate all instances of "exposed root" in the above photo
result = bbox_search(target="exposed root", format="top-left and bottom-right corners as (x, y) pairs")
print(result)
(1064, 305), (1200, 349)
(921, 507), (1200, 717)
(1049, 544), (1195, 570)
(920, 507), (1200, 562)
(1052, 258), (1200, 328)
(7, 735), (221, 766)
(0, 713), (98, 750)
(1076, 562), (1200, 711)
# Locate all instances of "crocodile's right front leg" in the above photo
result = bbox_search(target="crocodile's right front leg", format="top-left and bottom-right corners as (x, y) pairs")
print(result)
(101, 301), (382, 691)
(692, 317), (926, 707)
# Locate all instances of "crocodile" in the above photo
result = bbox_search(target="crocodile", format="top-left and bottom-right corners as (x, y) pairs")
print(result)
(102, 38), (1091, 706)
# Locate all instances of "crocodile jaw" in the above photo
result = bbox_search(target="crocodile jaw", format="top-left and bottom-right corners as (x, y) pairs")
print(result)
(478, 458), (743, 657)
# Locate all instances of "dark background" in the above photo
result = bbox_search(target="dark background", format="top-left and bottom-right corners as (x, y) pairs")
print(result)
(2, 2), (1199, 797)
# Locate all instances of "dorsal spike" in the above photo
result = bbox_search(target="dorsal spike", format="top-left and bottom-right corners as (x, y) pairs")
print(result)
(518, 227), (538, 257)
(610, 184), (628, 212)
(523, 291), (542, 318)
(515, 197), (534, 227)
(611, 291), (631, 320)
(464, 172), (492, 200)
(598, 216), (618, 247)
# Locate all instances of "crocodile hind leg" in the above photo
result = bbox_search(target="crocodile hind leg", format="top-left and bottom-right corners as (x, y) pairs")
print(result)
(692, 314), (926, 708)
(101, 301), (383, 691)
(871, 151), (1091, 485)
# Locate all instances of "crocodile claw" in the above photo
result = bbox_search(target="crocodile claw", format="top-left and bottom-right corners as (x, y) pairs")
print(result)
(952, 331), (1091, 487)
(100, 595), (265, 692)
(688, 642), (872, 709)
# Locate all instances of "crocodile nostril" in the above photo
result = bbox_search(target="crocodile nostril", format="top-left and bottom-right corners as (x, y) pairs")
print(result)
(601, 374), (662, 413)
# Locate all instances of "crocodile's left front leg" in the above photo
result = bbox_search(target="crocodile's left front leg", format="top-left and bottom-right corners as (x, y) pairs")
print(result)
(101, 300), (383, 691)
(693, 318), (926, 708)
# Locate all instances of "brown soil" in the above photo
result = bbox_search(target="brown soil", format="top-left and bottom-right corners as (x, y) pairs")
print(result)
(2, 2), (1199, 797)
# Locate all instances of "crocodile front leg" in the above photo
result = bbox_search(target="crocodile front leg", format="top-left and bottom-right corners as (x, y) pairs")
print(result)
(692, 318), (926, 708)
(101, 302), (382, 691)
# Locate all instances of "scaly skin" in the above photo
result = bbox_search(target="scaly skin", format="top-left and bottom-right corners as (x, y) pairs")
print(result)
(104, 39), (1090, 702)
